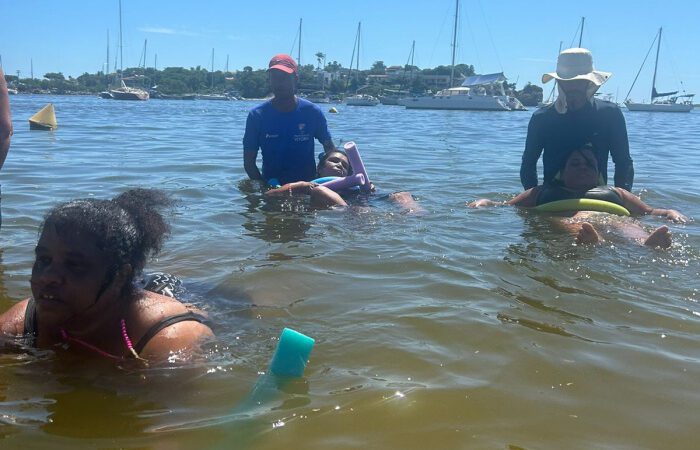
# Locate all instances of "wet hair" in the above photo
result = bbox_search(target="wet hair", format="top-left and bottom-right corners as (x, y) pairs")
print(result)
(317, 150), (352, 176)
(39, 188), (175, 296)
(559, 142), (598, 173)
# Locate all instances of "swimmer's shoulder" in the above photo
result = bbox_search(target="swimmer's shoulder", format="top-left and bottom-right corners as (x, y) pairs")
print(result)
(129, 291), (214, 360)
(0, 298), (30, 336)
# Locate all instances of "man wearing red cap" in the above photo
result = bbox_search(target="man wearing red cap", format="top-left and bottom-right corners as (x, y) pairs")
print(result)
(243, 54), (337, 185)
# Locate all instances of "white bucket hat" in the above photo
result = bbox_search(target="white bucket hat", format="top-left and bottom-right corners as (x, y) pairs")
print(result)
(542, 48), (611, 86)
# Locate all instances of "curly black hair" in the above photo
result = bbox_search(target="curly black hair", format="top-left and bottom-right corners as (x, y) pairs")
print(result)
(39, 188), (175, 296)
(317, 150), (353, 176)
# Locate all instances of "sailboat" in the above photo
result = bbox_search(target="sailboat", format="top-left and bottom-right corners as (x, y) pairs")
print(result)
(624, 27), (694, 112)
(344, 22), (379, 107)
(109, 0), (149, 101)
(197, 48), (230, 100)
(403, 0), (525, 111)
(379, 41), (415, 106)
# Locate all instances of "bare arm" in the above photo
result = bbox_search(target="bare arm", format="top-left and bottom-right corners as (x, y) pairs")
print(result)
(265, 181), (316, 196)
(469, 187), (539, 208)
(617, 188), (687, 223)
(0, 68), (12, 170)
(266, 182), (347, 207)
(310, 185), (347, 207)
(243, 150), (263, 180)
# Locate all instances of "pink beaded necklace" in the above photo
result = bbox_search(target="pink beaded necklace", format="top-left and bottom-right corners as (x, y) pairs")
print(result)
(59, 319), (146, 362)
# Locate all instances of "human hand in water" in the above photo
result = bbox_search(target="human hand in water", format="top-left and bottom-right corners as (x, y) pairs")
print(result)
(468, 199), (495, 208)
(665, 210), (688, 223)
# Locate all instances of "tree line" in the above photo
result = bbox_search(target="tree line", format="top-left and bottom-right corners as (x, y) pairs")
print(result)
(4, 60), (543, 105)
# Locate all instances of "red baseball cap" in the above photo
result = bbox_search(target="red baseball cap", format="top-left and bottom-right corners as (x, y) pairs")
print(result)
(268, 54), (298, 74)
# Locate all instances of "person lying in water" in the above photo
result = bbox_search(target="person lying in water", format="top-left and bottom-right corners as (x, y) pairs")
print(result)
(469, 145), (687, 248)
(0, 188), (214, 364)
(265, 149), (422, 212)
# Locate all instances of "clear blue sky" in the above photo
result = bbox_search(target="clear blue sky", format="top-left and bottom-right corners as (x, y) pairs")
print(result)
(2, 0), (699, 101)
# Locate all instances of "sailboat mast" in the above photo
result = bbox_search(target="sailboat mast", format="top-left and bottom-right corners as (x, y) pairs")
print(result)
(211, 48), (215, 89)
(346, 22), (360, 91)
(651, 27), (662, 99)
(450, 0), (459, 87)
(106, 29), (110, 74)
(578, 17), (585, 47)
(118, 0), (123, 78)
(411, 40), (415, 67)
(298, 18), (302, 66)
(357, 22), (361, 74)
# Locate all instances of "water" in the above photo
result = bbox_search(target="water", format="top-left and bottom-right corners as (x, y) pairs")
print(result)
(1, 95), (699, 449)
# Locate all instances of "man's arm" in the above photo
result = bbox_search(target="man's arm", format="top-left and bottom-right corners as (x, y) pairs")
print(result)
(0, 68), (12, 171)
(243, 150), (262, 180)
(242, 111), (262, 180)
(520, 116), (543, 190)
(609, 107), (634, 191)
(321, 139), (337, 155)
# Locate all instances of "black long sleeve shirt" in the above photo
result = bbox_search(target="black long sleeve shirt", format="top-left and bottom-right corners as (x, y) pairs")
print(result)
(520, 98), (634, 191)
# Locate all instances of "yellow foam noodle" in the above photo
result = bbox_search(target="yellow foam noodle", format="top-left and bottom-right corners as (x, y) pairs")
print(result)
(535, 198), (630, 216)
(29, 103), (57, 131)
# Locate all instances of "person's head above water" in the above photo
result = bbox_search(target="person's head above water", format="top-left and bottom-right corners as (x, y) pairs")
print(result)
(317, 150), (351, 178)
(31, 189), (174, 325)
(267, 54), (298, 101)
(558, 144), (600, 190)
(542, 48), (611, 111)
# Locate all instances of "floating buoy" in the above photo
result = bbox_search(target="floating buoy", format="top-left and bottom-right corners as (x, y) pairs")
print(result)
(29, 103), (57, 131)
(328, 107), (338, 114)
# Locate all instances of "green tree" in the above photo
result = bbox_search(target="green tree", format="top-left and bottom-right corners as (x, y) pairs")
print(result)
(370, 61), (386, 74)
(44, 72), (65, 81)
(516, 82), (543, 106)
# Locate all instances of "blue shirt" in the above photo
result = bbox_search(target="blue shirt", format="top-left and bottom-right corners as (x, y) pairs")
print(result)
(520, 98), (634, 191)
(243, 98), (332, 184)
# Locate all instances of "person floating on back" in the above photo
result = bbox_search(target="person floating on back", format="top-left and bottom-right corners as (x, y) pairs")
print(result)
(472, 144), (686, 248)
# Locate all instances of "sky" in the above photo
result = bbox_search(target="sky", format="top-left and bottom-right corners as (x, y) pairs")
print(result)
(1, 0), (699, 101)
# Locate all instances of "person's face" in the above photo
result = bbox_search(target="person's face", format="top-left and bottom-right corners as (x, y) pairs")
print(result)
(30, 223), (112, 326)
(561, 149), (599, 189)
(558, 79), (593, 110)
(269, 69), (297, 99)
(318, 153), (350, 177)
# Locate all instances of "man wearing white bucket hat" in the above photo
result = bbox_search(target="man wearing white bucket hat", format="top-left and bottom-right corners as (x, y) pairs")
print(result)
(520, 48), (634, 191)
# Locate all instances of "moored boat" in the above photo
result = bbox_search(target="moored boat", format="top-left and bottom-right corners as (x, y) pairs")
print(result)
(110, 80), (149, 100)
(345, 94), (379, 106)
(624, 27), (694, 113)
(404, 73), (526, 111)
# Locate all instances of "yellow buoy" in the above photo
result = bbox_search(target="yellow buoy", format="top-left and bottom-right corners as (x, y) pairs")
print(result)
(328, 107), (338, 114)
(29, 103), (57, 131)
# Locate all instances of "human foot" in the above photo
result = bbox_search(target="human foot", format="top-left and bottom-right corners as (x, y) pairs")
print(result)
(644, 225), (672, 249)
(576, 222), (601, 245)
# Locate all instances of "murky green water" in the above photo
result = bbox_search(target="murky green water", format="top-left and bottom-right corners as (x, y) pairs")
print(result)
(1, 95), (698, 449)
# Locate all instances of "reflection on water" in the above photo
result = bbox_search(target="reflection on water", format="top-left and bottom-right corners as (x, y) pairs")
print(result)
(0, 95), (698, 449)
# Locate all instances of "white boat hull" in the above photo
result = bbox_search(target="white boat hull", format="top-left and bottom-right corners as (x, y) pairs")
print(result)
(625, 101), (693, 112)
(404, 94), (523, 111)
(345, 95), (379, 106)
